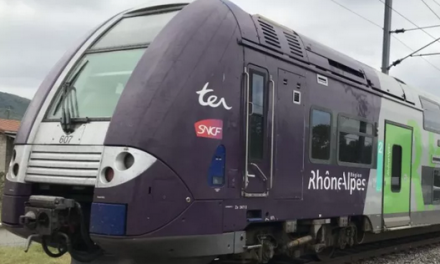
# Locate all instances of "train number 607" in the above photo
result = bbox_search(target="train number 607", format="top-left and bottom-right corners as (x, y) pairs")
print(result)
(59, 135), (73, 144)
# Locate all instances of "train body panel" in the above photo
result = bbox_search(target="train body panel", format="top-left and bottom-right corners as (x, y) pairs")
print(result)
(5, 0), (440, 262)
(105, 0), (243, 202)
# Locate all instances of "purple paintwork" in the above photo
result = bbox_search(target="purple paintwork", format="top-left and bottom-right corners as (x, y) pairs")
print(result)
(2, 0), (384, 260)
(101, 0), (380, 238)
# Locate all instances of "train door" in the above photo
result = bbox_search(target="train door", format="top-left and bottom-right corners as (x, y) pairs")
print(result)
(382, 121), (413, 228)
(242, 65), (274, 197)
(272, 68), (306, 199)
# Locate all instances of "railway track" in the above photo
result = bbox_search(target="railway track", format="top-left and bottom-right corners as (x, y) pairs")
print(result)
(215, 231), (440, 264)
(273, 231), (440, 264)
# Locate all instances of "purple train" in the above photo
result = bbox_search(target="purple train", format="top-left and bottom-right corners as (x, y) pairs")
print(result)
(4, 0), (440, 263)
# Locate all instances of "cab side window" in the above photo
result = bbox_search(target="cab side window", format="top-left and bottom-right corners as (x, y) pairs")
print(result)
(249, 71), (267, 161)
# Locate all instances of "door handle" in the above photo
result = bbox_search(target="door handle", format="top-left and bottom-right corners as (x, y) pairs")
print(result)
(244, 67), (251, 189)
(269, 75), (275, 189)
(249, 163), (268, 182)
(248, 102), (254, 116)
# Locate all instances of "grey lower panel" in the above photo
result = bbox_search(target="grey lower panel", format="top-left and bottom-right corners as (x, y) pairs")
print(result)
(411, 210), (440, 226)
(366, 214), (382, 233)
(91, 232), (246, 260)
(384, 215), (410, 228)
(369, 211), (440, 232)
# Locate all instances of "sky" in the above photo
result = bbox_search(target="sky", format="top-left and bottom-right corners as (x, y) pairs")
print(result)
(2, 0), (440, 99)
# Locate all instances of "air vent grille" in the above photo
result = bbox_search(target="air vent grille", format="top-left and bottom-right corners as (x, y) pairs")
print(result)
(254, 16), (305, 59)
(284, 31), (304, 58)
(329, 59), (364, 79)
(25, 145), (103, 186)
(258, 19), (281, 49)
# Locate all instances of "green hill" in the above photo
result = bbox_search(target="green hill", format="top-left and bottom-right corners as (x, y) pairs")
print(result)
(0, 92), (31, 120)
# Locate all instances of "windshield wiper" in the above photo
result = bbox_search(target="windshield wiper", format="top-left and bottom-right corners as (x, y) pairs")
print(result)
(54, 60), (88, 116)
(60, 60), (89, 133)
(60, 84), (71, 133)
(67, 87), (91, 125)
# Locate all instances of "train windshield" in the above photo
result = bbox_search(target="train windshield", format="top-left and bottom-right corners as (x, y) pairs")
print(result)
(46, 10), (179, 120)
(46, 49), (146, 120)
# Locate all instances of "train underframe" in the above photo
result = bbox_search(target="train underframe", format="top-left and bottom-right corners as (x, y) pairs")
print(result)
(11, 191), (440, 264)
(15, 192), (373, 263)
(234, 216), (367, 263)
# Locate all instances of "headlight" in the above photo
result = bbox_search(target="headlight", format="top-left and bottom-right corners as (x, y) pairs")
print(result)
(96, 146), (157, 188)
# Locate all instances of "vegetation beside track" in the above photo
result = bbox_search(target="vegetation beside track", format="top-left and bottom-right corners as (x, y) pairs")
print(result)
(0, 244), (70, 264)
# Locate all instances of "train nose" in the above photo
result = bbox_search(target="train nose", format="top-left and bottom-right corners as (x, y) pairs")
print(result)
(92, 147), (193, 236)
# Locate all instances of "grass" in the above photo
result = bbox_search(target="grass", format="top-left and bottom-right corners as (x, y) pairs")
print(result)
(0, 201), (69, 263)
(0, 244), (71, 264)
(0, 191), (67, 263)
(0, 203), (68, 263)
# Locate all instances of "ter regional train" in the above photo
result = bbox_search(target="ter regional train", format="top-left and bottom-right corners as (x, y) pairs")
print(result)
(3, 0), (440, 263)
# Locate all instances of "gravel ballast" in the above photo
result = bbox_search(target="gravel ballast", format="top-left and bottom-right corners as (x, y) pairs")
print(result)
(360, 245), (440, 264)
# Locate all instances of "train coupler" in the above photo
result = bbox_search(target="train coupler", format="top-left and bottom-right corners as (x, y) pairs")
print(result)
(19, 195), (103, 262)
(24, 234), (41, 253)
(19, 195), (76, 235)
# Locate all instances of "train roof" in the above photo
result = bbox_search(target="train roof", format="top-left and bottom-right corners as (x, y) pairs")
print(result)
(124, 0), (191, 14)
(250, 12), (439, 110)
(105, 0), (439, 110)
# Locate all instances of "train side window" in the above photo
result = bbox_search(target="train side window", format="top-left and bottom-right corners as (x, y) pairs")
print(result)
(249, 71), (266, 160)
(310, 109), (332, 161)
(391, 145), (402, 192)
(433, 170), (440, 202)
(338, 116), (373, 165)
(420, 96), (440, 134)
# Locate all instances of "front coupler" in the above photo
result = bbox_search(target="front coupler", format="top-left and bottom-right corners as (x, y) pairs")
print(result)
(19, 195), (102, 262)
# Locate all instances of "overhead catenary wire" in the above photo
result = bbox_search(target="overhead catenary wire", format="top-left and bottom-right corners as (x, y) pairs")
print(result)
(421, 0), (440, 21)
(391, 24), (440, 33)
(387, 36), (440, 70)
(378, 0), (440, 45)
(432, 0), (440, 8)
(411, 51), (440, 57)
(377, 0), (440, 71)
(328, 0), (440, 73)
(328, 0), (383, 29)
(391, 38), (440, 72)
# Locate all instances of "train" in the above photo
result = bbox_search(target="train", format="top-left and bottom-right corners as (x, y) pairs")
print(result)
(2, 0), (440, 263)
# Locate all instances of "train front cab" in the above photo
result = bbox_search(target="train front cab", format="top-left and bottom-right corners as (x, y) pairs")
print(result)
(0, 0), (267, 263)
(0, 2), (208, 263)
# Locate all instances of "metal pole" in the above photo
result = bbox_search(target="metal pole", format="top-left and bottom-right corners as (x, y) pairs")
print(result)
(381, 0), (393, 74)
(6, 107), (10, 119)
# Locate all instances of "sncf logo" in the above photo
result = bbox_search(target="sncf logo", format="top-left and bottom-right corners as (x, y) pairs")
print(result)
(195, 119), (223, 140)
